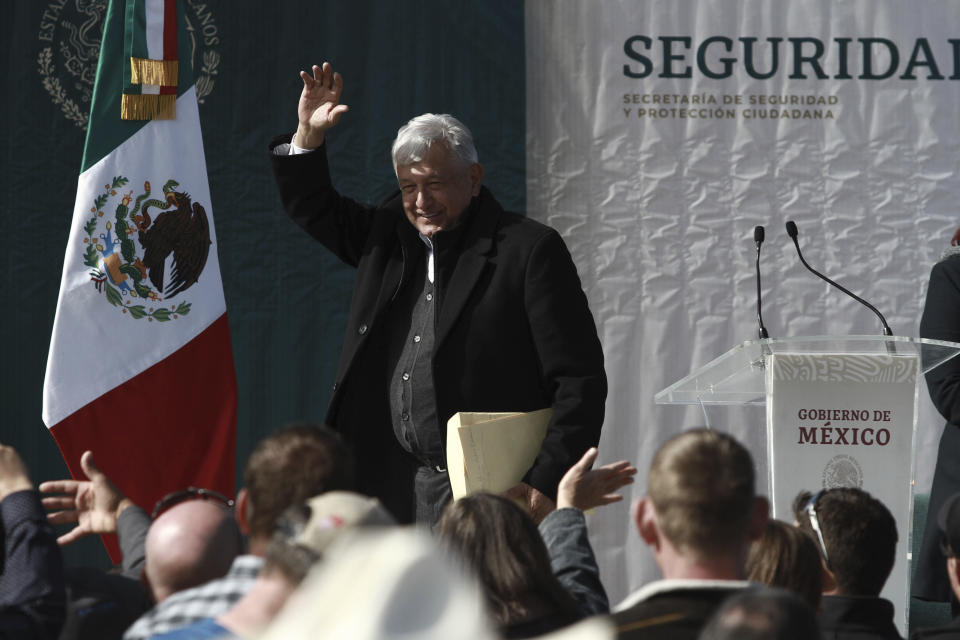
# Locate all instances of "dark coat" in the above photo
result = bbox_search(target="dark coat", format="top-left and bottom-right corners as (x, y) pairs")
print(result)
(819, 595), (903, 640)
(60, 504), (152, 640)
(270, 139), (607, 521)
(611, 581), (749, 640)
(914, 254), (960, 602)
(911, 614), (960, 639)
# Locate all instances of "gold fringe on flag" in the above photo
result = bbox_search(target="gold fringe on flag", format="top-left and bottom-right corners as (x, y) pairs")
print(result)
(121, 94), (176, 120)
(130, 57), (178, 86)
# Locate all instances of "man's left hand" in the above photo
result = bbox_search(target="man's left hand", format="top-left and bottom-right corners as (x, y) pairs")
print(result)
(503, 481), (555, 524)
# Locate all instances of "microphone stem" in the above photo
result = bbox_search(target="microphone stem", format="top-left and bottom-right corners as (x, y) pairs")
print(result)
(756, 243), (768, 339)
(791, 238), (893, 336)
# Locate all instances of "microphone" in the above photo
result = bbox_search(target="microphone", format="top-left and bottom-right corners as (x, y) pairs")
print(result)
(754, 226), (770, 339)
(785, 220), (893, 336)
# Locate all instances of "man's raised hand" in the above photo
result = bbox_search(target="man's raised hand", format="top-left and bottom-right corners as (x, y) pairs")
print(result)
(293, 61), (349, 150)
(38, 450), (134, 546)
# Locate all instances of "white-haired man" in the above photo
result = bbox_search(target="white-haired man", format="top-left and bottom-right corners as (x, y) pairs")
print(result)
(269, 62), (606, 525)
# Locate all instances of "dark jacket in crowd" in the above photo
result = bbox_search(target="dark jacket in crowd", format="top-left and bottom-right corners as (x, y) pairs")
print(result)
(611, 580), (751, 639)
(911, 615), (960, 639)
(0, 490), (66, 640)
(59, 506), (153, 640)
(819, 595), (903, 640)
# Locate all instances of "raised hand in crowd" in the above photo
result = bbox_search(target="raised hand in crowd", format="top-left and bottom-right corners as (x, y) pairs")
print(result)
(503, 481), (556, 524)
(556, 446), (637, 512)
(293, 61), (349, 150)
(38, 450), (135, 546)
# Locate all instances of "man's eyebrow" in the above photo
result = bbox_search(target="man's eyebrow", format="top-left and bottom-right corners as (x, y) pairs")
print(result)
(398, 171), (444, 183)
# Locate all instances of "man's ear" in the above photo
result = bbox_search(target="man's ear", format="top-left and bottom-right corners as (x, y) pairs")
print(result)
(748, 496), (771, 541)
(821, 557), (838, 594)
(633, 497), (660, 547)
(947, 557), (960, 603)
(469, 163), (484, 196)
(235, 488), (251, 535)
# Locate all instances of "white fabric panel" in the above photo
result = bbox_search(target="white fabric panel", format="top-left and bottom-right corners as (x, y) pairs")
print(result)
(526, 0), (959, 606)
(142, 0), (165, 94)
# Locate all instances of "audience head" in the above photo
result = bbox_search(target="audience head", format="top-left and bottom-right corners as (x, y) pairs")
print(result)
(240, 423), (354, 551)
(935, 491), (960, 602)
(635, 429), (768, 573)
(144, 499), (242, 602)
(260, 528), (496, 640)
(436, 492), (580, 630)
(216, 492), (396, 639)
(264, 491), (394, 586)
(792, 487), (897, 597)
(746, 519), (823, 611)
(698, 587), (821, 640)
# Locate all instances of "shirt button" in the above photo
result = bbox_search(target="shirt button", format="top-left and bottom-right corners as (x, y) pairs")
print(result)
(402, 372), (410, 381)
(401, 412), (410, 421)
(358, 324), (368, 335)
(426, 293), (433, 301)
(413, 335), (421, 343)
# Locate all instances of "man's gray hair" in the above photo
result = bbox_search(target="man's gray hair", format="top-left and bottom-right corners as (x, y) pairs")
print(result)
(392, 113), (479, 171)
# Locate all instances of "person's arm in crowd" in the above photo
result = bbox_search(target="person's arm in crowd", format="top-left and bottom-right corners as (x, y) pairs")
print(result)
(920, 256), (960, 424)
(538, 447), (637, 616)
(38, 450), (146, 576)
(0, 443), (66, 640)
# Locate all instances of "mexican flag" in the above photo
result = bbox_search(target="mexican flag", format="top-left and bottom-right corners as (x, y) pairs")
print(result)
(42, 0), (236, 554)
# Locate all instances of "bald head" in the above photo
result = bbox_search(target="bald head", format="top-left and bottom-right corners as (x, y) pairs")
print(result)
(145, 500), (242, 602)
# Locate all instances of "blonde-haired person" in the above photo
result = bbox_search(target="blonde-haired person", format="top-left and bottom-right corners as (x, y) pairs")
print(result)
(612, 428), (769, 640)
(746, 519), (823, 612)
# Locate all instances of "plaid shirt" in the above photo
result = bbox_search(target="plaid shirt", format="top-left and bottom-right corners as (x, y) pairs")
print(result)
(122, 554), (263, 640)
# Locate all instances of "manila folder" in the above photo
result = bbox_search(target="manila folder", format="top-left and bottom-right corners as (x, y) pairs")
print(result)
(446, 408), (552, 500)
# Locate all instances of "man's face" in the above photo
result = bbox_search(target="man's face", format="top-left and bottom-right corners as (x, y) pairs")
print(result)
(396, 144), (483, 237)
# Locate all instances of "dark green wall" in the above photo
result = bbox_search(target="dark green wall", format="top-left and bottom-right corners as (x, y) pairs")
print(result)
(2, 0), (524, 568)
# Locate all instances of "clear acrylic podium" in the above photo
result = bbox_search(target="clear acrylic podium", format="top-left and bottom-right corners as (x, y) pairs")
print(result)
(655, 335), (960, 635)
(655, 335), (960, 407)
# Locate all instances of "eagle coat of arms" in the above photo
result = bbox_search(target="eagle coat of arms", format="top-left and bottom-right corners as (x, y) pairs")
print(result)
(83, 176), (210, 321)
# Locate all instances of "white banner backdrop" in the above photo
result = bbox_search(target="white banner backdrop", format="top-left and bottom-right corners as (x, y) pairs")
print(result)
(526, 0), (960, 608)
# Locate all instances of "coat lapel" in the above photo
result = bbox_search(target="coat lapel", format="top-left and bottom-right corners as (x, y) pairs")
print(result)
(372, 197), (422, 317)
(435, 189), (500, 349)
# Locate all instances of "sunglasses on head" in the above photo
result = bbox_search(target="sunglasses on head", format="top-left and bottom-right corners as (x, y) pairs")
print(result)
(151, 486), (235, 519)
(803, 489), (831, 570)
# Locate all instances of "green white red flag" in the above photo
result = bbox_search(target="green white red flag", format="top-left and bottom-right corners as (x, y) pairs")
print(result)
(42, 0), (236, 557)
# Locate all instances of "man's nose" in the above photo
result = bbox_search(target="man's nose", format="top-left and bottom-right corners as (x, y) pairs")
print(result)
(416, 188), (431, 209)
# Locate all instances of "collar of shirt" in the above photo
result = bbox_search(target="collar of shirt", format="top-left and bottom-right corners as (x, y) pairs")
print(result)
(418, 233), (436, 283)
(613, 578), (754, 612)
